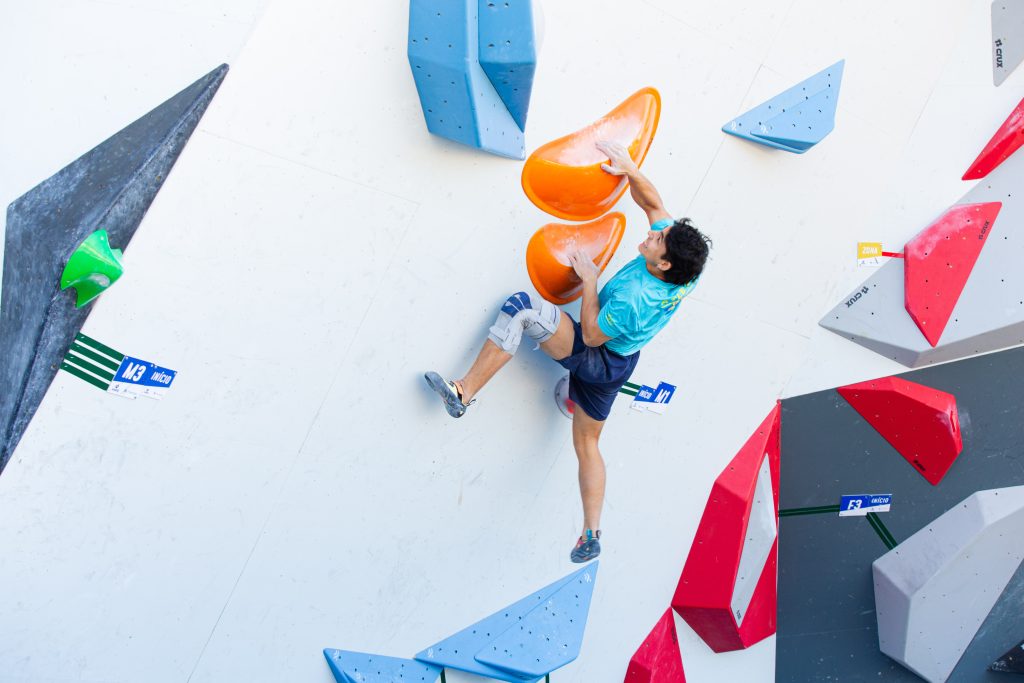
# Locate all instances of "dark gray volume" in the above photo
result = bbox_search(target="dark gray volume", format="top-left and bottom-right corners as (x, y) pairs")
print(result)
(0, 64), (228, 474)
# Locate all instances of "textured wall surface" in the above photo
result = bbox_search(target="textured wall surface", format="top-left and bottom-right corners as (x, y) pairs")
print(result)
(2, 1), (1022, 682)
(777, 347), (1024, 682)
(0, 65), (227, 472)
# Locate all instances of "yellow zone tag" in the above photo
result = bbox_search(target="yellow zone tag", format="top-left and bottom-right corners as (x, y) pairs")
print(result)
(857, 242), (883, 259)
(857, 241), (885, 267)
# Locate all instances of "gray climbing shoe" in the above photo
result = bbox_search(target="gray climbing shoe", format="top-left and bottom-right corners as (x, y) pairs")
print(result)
(570, 529), (601, 563)
(424, 371), (472, 418)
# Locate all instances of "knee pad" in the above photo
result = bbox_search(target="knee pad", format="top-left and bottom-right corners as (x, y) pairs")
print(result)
(487, 291), (560, 354)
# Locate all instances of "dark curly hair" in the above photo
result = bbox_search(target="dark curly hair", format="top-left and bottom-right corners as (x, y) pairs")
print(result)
(662, 218), (711, 286)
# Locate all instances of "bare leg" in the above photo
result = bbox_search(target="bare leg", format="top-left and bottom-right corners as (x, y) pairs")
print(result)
(539, 309), (576, 361)
(571, 407), (607, 534)
(456, 340), (511, 403)
(458, 310), (576, 403)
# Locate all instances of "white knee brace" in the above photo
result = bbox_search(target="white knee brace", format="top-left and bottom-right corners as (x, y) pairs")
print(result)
(487, 291), (560, 354)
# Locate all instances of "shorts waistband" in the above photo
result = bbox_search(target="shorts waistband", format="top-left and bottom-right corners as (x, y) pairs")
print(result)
(604, 345), (638, 360)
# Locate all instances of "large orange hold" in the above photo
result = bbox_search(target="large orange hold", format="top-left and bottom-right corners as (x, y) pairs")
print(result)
(521, 88), (661, 221)
(526, 213), (626, 304)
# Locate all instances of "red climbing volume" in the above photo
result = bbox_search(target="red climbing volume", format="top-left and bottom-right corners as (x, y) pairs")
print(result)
(962, 97), (1024, 180)
(837, 376), (963, 486)
(903, 202), (1002, 347)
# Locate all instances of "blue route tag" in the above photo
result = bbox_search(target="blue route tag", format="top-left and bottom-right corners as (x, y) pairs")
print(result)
(631, 382), (676, 414)
(635, 385), (656, 401)
(838, 493), (893, 517)
(108, 356), (177, 400)
(651, 382), (675, 405)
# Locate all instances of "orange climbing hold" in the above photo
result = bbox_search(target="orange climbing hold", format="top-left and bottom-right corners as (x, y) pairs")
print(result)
(521, 88), (661, 221)
(526, 213), (626, 304)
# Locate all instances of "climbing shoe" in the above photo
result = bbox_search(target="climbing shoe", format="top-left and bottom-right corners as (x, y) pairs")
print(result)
(570, 529), (601, 563)
(424, 371), (473, 418)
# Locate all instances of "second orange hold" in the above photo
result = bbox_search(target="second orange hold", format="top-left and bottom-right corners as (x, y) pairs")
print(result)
(521, 87), (661, 221)
(526, 213), (626, 305)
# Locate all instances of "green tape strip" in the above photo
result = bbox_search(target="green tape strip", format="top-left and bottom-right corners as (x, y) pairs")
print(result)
(622, 381), (642, 391)
(619, 388), (638, 397)
(866, 512), (898, 550)
(63, 351), (115, 382)
(67, 341), (121, 371)
(60, 361), (110, 390)
(74, 332), (124, 362)
(779, 504), (898, 550)
(779, 504), (841, 517)
(878, 518), (896, 547)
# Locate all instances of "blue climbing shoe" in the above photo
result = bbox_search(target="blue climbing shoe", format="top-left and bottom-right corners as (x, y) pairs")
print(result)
(424, 371), (473, 418)
(570, 529), (601, 563)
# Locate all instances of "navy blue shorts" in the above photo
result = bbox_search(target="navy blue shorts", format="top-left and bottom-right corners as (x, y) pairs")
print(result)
(555, 316), (640, 421)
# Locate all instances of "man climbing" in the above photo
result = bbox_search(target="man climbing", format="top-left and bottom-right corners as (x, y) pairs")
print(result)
(425, 140), (711, 562)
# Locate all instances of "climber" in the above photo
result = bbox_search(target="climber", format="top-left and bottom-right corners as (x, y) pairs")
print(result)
(425, 140), (711, 562)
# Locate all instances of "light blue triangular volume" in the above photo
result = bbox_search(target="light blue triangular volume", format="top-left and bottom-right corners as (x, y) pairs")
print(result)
(754, 85), (838, 151)
(323, 650), (442, 683)
(408, 0), (525, 159)
(478, 0), (537, 131)
(722, 60), (844, 154)
(475, 562), (599, 679)
(413, 572), (581, 683)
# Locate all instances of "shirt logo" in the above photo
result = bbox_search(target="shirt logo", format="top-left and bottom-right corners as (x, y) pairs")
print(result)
(659, 280), (697, 313)
(659, 290), (685, 313)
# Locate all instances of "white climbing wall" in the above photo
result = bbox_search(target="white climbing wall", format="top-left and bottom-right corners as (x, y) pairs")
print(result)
(1, 0), (1021, 682)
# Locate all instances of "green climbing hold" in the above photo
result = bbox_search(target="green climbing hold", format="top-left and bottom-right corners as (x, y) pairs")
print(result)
(59, 230), (124, 307)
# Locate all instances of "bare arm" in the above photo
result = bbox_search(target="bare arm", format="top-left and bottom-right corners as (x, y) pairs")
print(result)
(568, 250), (612, 347)
(596, 140), (672, 225)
